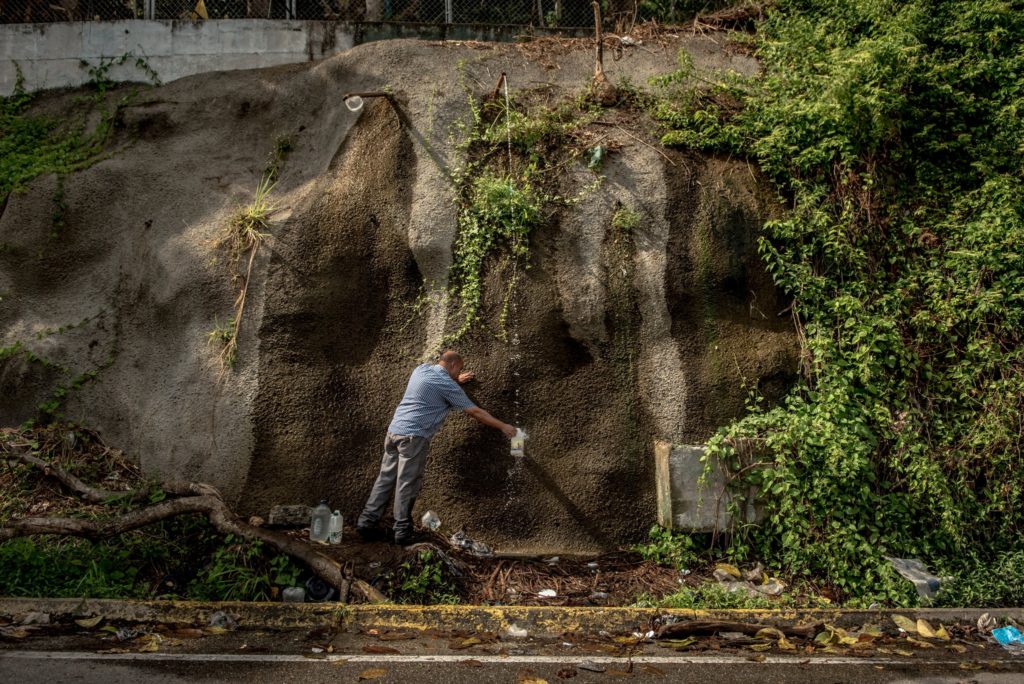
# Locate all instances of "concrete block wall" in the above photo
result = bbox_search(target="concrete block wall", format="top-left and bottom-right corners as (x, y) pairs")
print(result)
(0, 20), (357, 95)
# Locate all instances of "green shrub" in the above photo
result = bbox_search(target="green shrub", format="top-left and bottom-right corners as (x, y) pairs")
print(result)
(654, 0), (1024, 602)
(633, 525), (698, 570)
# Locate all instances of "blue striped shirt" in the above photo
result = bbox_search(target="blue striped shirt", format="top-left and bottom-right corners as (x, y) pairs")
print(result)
(388, 364), (477, 439)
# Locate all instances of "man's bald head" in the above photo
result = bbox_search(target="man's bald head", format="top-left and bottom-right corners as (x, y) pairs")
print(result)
(438, 350), (463, 367)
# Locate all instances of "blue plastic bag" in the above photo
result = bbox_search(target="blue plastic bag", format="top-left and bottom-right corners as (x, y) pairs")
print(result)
(992, 626), (1024, 645)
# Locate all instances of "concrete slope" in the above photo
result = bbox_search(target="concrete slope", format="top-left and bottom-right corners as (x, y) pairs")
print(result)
(0, 36), (796, 553)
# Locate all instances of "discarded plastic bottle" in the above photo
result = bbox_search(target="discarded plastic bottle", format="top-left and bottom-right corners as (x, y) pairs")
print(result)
(422, 510), (441, 531)
(511, 428), (528, 458)
(328, 510), (343, 544)
(309, 499), (331, 543)
(282, 587), (305, 603)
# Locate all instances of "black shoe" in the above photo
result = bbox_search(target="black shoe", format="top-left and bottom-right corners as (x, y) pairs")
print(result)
(356, 525), (387, 542)
(394, 531), (421, 546)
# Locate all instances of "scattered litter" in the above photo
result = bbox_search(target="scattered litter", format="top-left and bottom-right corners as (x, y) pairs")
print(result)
(578, 660), (605, 673)
(619, 35), (641, 46)
(586, 562), (599, 570)
(978, 612), (997, 632)
(282, 586), (305, 603)
(561, 641), (573, 647)
(754, 578), (786, 596)
(116, 627), (140, 641)
(589, 592), (610, 601)
(305, 576), (337, 602)
(422, 510), (441, 531)
(504, 624), (529, 639)
(891, 615), (917, 633)
(587, 145), (607, 170)
(369, 561), (381, 569)
(450, 529), (494, 557)
(679, 569), (692, 577)
(885, 557), (942, 599)
(546, 556), (560, 565)
(311, 647), (324, 653)
(712, 562), (785, 596)
(992, 626), (1024, 655)
(538, 589), (557, 598)
(208, 611), (238, 630)
(19, 612), (50, 626)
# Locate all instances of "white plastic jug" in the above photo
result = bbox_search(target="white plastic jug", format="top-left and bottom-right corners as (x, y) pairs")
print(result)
(328, 510), (343, 544)
(309, 499), (331, 543)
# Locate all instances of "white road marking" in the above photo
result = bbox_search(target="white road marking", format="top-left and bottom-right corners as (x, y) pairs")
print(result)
(0, 651), (979, 666)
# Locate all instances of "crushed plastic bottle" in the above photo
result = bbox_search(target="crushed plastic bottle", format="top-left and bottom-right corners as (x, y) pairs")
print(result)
(421, 510), (441, 531)
(328, 510), (343, 544)
(510, 428), (528, 458)
(309, 499), (331, 543)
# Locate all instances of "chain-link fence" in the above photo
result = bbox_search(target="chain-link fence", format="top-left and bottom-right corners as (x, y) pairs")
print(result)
(0, 0), (721, 27)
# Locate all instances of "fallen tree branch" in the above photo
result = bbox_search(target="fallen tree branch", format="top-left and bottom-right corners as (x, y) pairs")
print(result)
(1, 450), (389, 604)
(657, 620), (820, 640)
(5, 447), (220, 504)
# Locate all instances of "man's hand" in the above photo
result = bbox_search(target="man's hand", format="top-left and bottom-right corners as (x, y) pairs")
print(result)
(457, 370), (475, 385)
(501, 423), (517, 439)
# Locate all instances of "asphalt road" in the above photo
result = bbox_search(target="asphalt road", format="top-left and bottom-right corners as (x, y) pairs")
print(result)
(3, 650), (1024, 683)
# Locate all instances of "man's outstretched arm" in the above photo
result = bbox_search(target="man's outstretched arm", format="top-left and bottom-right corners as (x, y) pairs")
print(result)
(465, 406), (517, 438)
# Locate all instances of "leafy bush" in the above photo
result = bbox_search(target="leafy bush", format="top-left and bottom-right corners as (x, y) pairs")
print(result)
(634, 524), (698, 570)
(937, 551), (1024, 608)
(188, 534), (302, 602)
(386, 550), (460, 604)
(655, 0), (1024, 602)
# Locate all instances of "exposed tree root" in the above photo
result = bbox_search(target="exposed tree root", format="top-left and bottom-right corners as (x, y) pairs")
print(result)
(1, 448), (388, 604)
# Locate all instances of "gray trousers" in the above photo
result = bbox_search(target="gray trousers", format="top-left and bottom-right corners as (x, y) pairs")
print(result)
(357, 433), (430, 537)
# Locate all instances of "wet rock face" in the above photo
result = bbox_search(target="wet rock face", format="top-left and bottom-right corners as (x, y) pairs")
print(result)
(0, 39), (795, 553)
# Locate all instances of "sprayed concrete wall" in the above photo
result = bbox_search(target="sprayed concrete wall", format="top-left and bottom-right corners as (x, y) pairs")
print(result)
(0, 20), (590, 96)
(0, 37), (797, 553)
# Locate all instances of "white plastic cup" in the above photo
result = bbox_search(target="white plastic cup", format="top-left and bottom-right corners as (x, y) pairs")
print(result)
(344, 95), (364, 112)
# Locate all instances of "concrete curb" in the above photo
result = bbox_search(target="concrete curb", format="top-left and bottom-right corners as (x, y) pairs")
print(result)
(2, 598), (1022, 636)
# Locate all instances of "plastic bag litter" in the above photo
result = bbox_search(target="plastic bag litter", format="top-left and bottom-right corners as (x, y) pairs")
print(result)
(992, 626), (1024, 655)
(449, 529), (494, 557)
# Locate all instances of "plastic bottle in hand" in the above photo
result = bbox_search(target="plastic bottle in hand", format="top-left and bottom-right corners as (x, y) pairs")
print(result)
(510, 428), (527, 458)
(309, 499), (331, 543)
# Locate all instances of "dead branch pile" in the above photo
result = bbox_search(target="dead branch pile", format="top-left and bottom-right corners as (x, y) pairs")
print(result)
(693, 2), (774, 33)
(0, 426), (385, 604)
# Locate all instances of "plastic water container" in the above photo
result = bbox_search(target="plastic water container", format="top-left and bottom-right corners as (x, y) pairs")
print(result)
(309, 499), (331, 543)
(422, 510), (441, 531)
(282, 586), (305, 603)
(511, 428), (528, 458)
(328, 510), (343, 544)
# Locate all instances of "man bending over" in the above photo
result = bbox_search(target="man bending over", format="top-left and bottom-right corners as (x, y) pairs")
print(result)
(357, 350), (516, 545)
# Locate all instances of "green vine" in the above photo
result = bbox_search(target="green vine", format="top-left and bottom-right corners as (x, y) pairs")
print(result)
(654, 0), (1024, 604)
(444, 84), (602, 344)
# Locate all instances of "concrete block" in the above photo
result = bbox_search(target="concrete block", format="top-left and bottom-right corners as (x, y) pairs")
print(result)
(655, 441), (762, 533)
(264, 25), (306, 53)
(0, 25), (40, 60)
(125, 22), (174, 56)
(170, 20), (222, 55)
(82, 21), (131, 58)
(34, 24), (83, 60)
(219, 24), (268, 54)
